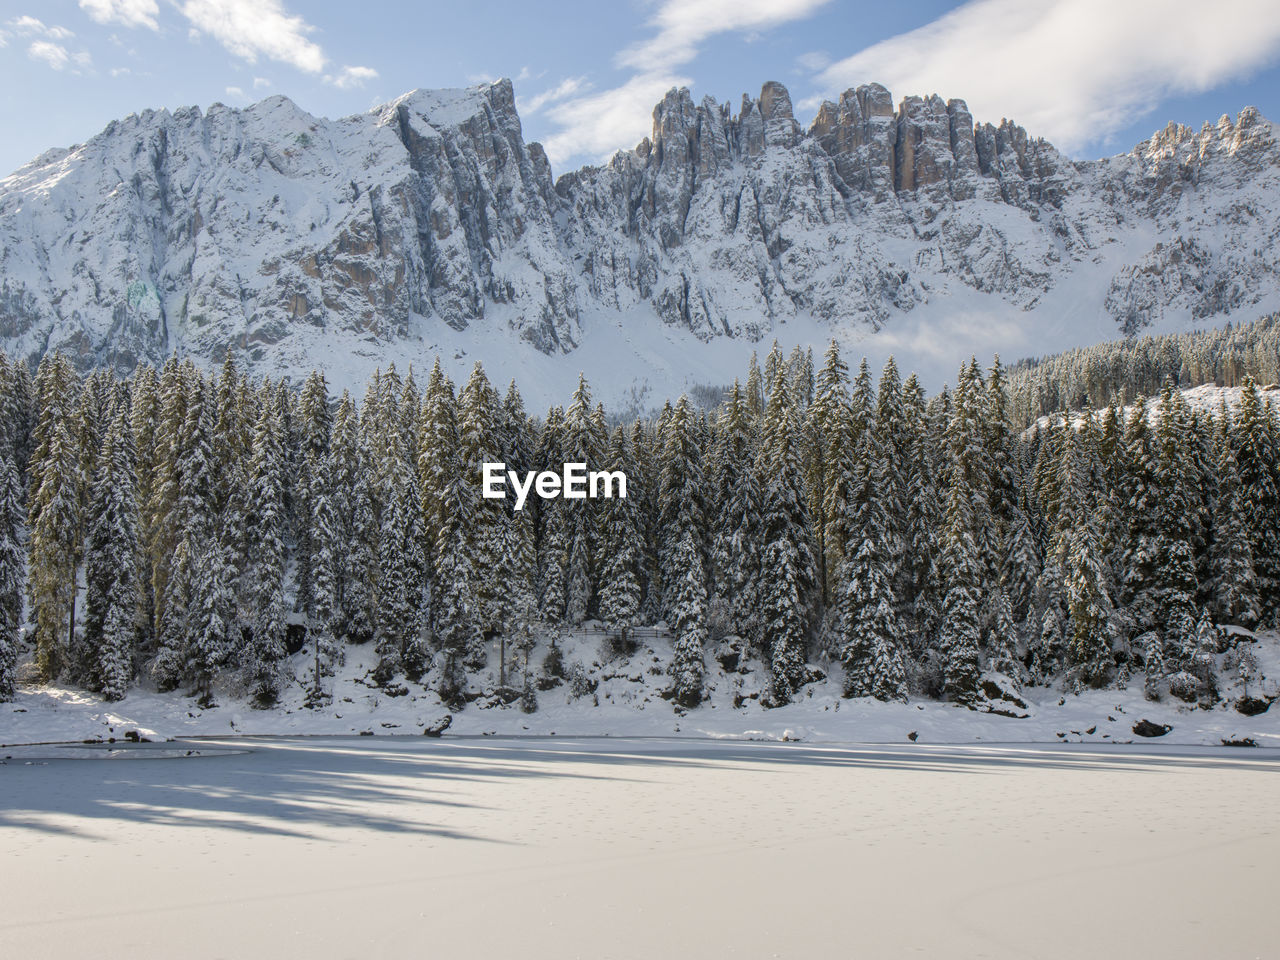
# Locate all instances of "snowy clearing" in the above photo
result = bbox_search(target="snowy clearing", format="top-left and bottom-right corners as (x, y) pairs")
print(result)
(1, 736), (1276, 959)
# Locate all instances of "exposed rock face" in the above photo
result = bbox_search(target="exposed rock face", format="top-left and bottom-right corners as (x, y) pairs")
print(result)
(1, 78), (1278, 382)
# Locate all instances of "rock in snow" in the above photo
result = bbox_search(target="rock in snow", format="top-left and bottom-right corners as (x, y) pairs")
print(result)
(1, 79), (1279, 392)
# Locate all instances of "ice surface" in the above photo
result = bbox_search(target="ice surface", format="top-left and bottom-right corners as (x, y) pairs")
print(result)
(1, 735), (1275, 958)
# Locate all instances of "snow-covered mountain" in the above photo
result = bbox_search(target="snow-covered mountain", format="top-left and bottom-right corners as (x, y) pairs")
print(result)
(2, 78), (1278, 405)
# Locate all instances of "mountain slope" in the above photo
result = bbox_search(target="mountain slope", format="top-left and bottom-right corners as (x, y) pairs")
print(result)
(1, 78), (1278, 404)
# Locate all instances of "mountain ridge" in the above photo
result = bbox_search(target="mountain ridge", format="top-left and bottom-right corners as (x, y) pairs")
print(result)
(1, 77), (1277, 405)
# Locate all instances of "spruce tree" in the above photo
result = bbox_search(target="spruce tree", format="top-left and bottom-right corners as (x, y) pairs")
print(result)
(150, 535), (192, 691)
(81, 412), (141, 700)
(1149, 382), (1199, 664)
(1064, 521), (1114, 688)
(1209, 410), (1261, 626)
(242, 400), (288, 705)
(0, 455), (22, 701)
(189, 534), (235, 707)
(28, 420), (80, 680)
(836, 537), (908, 703)
(656, 395), (706, 619)
(755, 370), (816, 701)
(1028, 607), (1063, 685)
(669, 530), (707, 707)
(1232, 376), (1280, 619)
(709, 383), (761, 641)
(807, 341), (851, 602)
(294, 370), (332, 624)
(597, 428), (643, 634)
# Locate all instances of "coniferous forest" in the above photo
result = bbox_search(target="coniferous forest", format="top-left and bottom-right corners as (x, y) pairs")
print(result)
(1, 316), (1278, 714)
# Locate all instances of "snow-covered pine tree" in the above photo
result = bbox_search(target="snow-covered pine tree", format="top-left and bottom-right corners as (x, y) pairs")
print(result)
(1150, 381), (1199, 665)
(374, 459), (420, 681)
(938, 532), (983, 704)
(936, 361), (990, 703)
(432, 524), (476, 704)
(458, 363), (505, 634)
(493, 508), (538, 688)
(176, 368), (217, 543)
(656, 395), (706, 620)
(1120, 396), (1160, 638)
(806, 341), (850, 603)
(1005, 508), (1041, 626)
(755, 369), (816, 701)
(242, 399), (288, 705)
(27, 352), (80, 514)
(708, 382), (761, 641)
(562, 375), (603, 625)
(1189, 610), (1220, 701)
(902, 373), (943, 647)
(81, 410), (141, 700)
(306, 454), (342, 707)
(327, 393), (376, 645)
(129, 365), (161, 651)
(1028, 606), (1063, 685)
(836, 531), (908, 703)
(872, 356), (910, 601)
(745, 352), (765, 419)
(420, 366), (478, 675)
(986, 589), (1023, 684)
(947, 359), (995, 588)
(0, 454), (22, 701)
(1064, 521), (1114, 689)
(1140, 630), (1165, 700)
(597, 427), (643, 635)
(294, 370), (332, 625)
(533, 405), (567, 622)
(1231, 376), (1280, 620)
(142, 358), (184, 643)
(189, 534), (235, 707)
(150, 535), (192, 691)
(27, 420), (80, 680)
(669, 530), (707, 708)
(1209, 406), (1261, 626)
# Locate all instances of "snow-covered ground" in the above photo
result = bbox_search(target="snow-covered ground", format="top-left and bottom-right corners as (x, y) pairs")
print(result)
(1029, 381), (1280, 435)
(1, 735), (1276, 959)
(3, 626), (1277, 749)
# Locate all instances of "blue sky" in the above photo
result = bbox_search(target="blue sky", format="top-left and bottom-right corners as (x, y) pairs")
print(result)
(2, 0), (1280, 178)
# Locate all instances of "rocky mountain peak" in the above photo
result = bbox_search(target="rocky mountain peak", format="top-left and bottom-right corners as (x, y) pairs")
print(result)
(1, 79), (1278, 404)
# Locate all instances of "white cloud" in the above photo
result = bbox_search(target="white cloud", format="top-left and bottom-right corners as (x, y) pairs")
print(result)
(815, 0), (1280, 154)
(325, 65), (378, 89)
(618, 0), (830, 72)
(79, 0), (159, 30)
(795, 50), (830, 72)
(542, 0), (830, 170)
(110, 66), (131, 76)
(9, 16), (74, 40)
(28, 40), (71, 70)
(179, 0), (326, 73)
(225, 85), (245, 99)
(0, 31), (8, 48)
(542, 72), (692, 169)
(518, 76), (591, 116)
(253, 76), (271, 89)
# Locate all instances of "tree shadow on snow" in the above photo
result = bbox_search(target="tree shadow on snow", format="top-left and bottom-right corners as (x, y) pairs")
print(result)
(1, 735), (1276, 841)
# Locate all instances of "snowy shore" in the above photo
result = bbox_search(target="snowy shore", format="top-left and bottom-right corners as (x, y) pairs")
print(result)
(4, 626), (1277, 749)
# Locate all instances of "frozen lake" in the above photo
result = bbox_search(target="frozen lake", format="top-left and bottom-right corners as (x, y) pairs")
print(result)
(1, 737), (1276, 958)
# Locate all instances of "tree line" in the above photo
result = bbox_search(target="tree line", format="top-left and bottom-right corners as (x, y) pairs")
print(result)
(0, 333), (1276, 710)
(1005, 313), (1280, 427)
